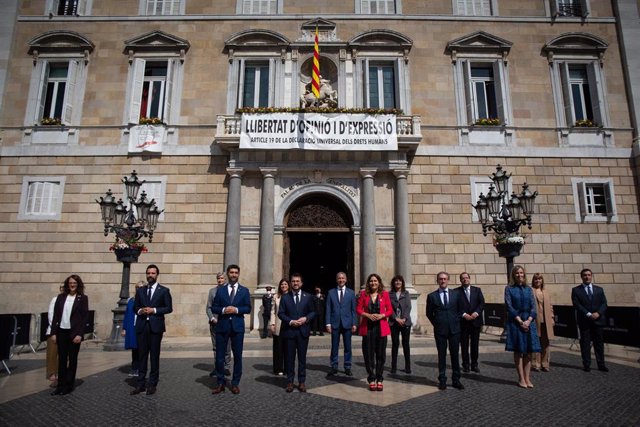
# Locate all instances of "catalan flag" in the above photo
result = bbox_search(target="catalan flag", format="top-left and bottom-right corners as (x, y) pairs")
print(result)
(312, 26), (320, 98)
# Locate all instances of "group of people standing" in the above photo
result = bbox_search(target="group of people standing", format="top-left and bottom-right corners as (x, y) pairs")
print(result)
(45, 263), (609, 397)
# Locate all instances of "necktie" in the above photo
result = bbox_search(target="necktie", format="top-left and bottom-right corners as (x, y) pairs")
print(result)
(147, 285), (152, 301)
(587, 286), (593, 299)
(465, 288), (470, 302)
(443, 291), (448, 306)
(339, 288), (343, 304)
(229, 285), (236, 303)
(295, 292), (300, 306)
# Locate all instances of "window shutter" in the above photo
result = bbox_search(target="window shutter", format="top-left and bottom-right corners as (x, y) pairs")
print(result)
(76, 0), (87, 15)
(61, 60), (78, 125)
(577, 181), (587, 218)
(603, 182), (614, 218)
(128, 58), (146, 124)
(237, 59), (246, 108)
(362, 0), (370, 14)
(364, 59), (371, 108)
(26, 61), (46, 125)
(37, 61), (51, 122)
(462, 60), (475, 123)
(163, 59), (175, 123)
(393, 58), (401, 110)
(550, 0), (559, 16)
(268, 58), (276, 107)
(492, 61), (507, 124)
(579, 0), (590, 17)
(559, 62), (575, 125)
(586, 61), (604, 126)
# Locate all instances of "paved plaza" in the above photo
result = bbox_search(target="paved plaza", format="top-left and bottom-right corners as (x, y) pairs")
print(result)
(1, 334), (639, 426)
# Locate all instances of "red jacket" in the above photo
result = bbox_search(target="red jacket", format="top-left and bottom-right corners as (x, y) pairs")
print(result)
(356, 290), (392, 337)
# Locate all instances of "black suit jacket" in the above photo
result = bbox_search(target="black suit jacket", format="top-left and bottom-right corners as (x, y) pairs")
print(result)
(426, 288), (463, 336)
(278, 291), (316, 339)
(134, 283), (173, 334)
(455, 285), (485, 327)
(51, 293), (89, 339)
(571, 284), (607, 328)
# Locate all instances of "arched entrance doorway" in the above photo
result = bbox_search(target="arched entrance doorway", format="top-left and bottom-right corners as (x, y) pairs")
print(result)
(283, 194), (354, 295)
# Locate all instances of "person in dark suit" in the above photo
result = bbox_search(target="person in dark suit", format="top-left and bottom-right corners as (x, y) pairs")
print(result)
(311, 287), (325, 336)
(131, 264), (173, 396)
(325, 272), (357, 376)
(211, 264), (252, 395)
(572, 268), (608, 372)
(50, 274), (89, 395)
(456, 272), (485, 373)
(426, 271), (464, 390)
(261, 286), (274, 338)
(278, 273), (316, 393)
(389, 274), (412, 374)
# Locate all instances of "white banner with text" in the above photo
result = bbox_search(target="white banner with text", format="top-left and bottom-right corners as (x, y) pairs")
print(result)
(239, 113), (398, 151)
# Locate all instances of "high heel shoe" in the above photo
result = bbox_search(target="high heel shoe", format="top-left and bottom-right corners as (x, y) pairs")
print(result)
(376, 382), (383, 391)
(369, 382), (376, 391)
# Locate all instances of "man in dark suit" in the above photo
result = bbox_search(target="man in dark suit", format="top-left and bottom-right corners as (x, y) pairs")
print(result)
(572, 268), (608, 372)
(205, 272), (231, 377)
(211, 264), (252, 394)
(278, 273), (316, 392)
(426, 271), (464, 390)
(456, 272), (485, 373)
(325, 272), (357, 376)
(131, 264), (173, 396)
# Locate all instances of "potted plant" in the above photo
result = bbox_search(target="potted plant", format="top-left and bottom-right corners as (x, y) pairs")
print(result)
(493, 234), (525, 258)
(109, 237), (148, 263)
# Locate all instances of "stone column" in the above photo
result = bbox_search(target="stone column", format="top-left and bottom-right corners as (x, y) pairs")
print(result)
(393, 169), (419, 327)
(360, 168), (377, 288)
(258, 168), (277, 288)
(223, 168), (243, 269)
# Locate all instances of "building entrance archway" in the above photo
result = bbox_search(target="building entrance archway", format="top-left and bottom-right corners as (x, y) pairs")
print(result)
(283, 194), (354, 295)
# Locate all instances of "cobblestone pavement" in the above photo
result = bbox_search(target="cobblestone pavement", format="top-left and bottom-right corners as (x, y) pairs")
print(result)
(1, 337), (639, 426)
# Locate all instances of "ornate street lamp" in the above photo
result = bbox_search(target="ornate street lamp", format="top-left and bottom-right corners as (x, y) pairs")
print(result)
(96, 170), (163, 350)
(473, 164), (538, 282)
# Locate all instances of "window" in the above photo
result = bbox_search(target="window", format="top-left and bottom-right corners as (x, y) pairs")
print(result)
(543, 33), (610, 136)
(239, 0), (278, 14)
(571, 178), (616, 222)
(123, 31), (189, 126)
(367, 63), (396, 109)
(141, 0), (183, 15)
(455, 0), (495, 16)
(360, 0), (396, 14)
(470, 65), (497, 120)
(551, 0), (590, 18)
(25, 31), (94, 140)
(241, 62), (270, 108)
(47, 0), (92, 16)
(18, 177), (66, 221)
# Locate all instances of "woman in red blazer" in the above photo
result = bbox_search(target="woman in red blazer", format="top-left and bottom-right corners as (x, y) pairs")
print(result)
(50, 274), (89, 396)
(357, 273), (393, 391)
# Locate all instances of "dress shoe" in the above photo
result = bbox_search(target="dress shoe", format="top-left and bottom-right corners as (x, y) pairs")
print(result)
(526, 382), (534, 389)
(598, 366), (609, 372)
(146, 385), (156, 395)
(471, 366), (480, 373)
(532, 367), (540, 372)
(438, 382), (447, 390)
(230, 385), (240, 394)
(328, 368), (338, 376)
(583, 366), (591, 372)
(211, 384), (225, 394)
(51, 388), (64, 396)
(60, 388), (73, 395)
(319, 333), (324, 336)
(390, 368), (397, 374)
(298, 383), (306, 392)
(541, 367), (549, 372)
(404, 368), (412, 374)
(209, 370), (216, 377)
(286, 383), (294, 393)
(312, 332), (317, 336)
(517, 382), (528, 389)
(462, 367), (470, 373)
(344, 368), (353, 376)
(130, 387), (146, 395)
(224, 369), (231, 376)
(452, 381), (464, 390)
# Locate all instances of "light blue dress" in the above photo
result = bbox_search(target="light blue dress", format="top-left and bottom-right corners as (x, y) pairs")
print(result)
(504, 284), (541, 353)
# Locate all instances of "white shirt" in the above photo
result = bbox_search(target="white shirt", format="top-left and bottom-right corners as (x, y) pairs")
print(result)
(439, 288), (449, 305)
(46, 296), (57, 335)
(60, 295), (75, 329)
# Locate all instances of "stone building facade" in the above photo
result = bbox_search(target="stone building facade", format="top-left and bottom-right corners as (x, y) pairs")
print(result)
(0, 0), (638, 338)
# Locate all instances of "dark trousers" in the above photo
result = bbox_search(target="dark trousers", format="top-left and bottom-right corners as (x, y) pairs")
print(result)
(284, 330), (309, 383)
(390, 323), (411, 370)
(330, 326), (353, 369)
(215, 329), (244, 386)
(56, 329), (81, 392)
(136, 321), (163, 387)
(130, 348), (139, 371)
(262, 315), (270, 338)
(579, 324), (605, 368)
(434, 332), (461, 383)
(272, 334), (285, 374)
(362, 334), (387, 383)
(460, 323), (481, 369)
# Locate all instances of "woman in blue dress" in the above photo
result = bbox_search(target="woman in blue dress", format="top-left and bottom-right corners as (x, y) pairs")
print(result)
(121, 281), (145, 376)
(505, 265), (541, 388)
